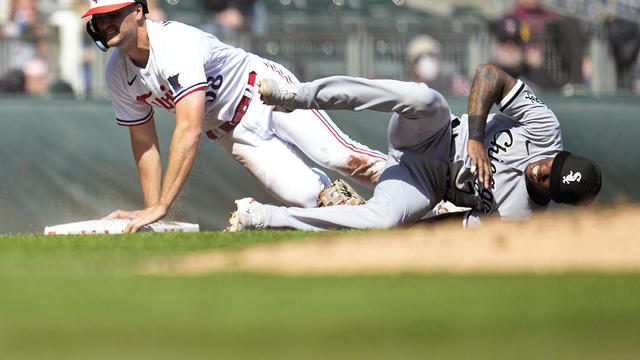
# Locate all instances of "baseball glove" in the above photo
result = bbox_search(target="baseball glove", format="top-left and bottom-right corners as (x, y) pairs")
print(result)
(317, 179), (366, 207)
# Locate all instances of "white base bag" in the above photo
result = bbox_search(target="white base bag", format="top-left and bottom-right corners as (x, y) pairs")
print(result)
(44, 219), (200, 235)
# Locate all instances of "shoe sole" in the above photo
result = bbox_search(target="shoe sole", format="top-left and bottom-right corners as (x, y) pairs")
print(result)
(226, 198), (255, 232)
(258, 80), (294, 112)
(226, 211), (240, 232)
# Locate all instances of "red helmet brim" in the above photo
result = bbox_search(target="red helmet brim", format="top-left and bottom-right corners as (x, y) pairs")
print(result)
(82, 2), (136, 18)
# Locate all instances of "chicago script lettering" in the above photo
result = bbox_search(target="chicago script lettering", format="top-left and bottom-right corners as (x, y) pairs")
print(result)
(477, 129), (514, 214)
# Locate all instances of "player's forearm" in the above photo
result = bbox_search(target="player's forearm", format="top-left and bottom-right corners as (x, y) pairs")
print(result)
(129, 120), (162, 207)
(467, 64), (516, 141)
(156, 92), (204, 211)
(135, 150), (162, 207)
(156, 124), (201, 210)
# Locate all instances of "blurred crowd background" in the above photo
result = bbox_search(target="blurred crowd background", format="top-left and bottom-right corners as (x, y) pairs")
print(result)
(1, 0), (639, 98)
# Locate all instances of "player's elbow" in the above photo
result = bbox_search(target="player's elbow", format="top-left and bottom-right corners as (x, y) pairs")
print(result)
(474, 64), (500, 79)
(188, 127), (202, 144)
(176, 123), (202, 144)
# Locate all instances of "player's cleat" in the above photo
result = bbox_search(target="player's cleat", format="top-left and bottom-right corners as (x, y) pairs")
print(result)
(257, 78), (299, 112)
(226, 197), (263, 232)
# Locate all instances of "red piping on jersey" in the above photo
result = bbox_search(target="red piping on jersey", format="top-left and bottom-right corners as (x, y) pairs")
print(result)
(264, 62), (292, 84)
(311, 109), (387, 161)
(174, 85), (209, 104)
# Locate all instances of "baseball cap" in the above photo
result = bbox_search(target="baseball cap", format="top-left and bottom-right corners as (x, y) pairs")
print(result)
(492, 16), (528, 45)
(82, 0), (148, 18)
(550, 151), (602, 205)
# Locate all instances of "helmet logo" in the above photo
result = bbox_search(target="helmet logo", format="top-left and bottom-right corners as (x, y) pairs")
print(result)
(562, 171), (582, 184)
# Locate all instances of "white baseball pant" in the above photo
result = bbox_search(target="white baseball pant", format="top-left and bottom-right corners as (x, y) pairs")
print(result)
(215, 63), (388, 208)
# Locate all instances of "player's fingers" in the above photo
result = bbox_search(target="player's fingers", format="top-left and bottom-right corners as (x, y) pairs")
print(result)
(470, 154), (481, 175)
(102, 210), (124, 220)
(482, 161), (493, 189)
(128, 223), (139, 233)
(477, 160), (485, 185)
(124, 218), (141, 233)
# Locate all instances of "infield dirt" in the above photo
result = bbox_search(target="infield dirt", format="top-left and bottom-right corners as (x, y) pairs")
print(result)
(144, 204), (640, 275)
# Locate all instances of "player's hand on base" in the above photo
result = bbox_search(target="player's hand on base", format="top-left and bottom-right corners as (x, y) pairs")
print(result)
(124, 204), (167, 233)
(467, 139), (492, 190)
(102, 209), (141, 221)
(102, 204), (167, 233)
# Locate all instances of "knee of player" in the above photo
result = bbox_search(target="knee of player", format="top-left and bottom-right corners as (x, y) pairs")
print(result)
(398, 84), (448, 118)
(273, 180), (325, 208)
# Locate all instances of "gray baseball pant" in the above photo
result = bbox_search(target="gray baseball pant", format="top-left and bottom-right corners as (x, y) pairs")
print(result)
(258, 76), (452, 230)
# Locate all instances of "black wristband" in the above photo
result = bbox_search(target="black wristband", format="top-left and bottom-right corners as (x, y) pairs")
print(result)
(468, 114), (487, 142)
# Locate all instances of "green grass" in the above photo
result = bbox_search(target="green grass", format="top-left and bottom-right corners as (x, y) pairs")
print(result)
(1, 231), (640, 360)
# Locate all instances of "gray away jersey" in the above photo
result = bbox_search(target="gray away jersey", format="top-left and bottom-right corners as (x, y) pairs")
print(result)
(448, 80), (563, 224)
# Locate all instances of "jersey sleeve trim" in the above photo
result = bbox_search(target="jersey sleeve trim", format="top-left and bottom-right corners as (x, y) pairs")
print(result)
(116, 108), (154, 126)
(498, 80), (525, 112)
(174, 83), (208, 103)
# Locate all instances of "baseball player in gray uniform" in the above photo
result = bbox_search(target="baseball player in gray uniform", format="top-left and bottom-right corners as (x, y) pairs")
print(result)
(227, 64), (602, 231)
(81, 0), (386, 232)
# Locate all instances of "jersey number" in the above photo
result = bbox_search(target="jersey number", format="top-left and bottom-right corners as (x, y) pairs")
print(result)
(205, 75), (223, 103)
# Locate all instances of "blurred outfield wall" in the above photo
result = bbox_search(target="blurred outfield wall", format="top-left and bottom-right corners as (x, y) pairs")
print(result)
(0, 95), (637, 234)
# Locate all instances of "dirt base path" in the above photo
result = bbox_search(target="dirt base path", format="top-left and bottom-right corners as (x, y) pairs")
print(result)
(144, 205), (640, 276)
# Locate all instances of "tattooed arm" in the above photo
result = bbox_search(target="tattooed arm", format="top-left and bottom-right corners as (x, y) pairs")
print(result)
(466, 64), (517, 189)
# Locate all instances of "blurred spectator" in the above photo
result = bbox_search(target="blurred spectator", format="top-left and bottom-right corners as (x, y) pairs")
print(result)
(554, 14), (590, 90)
(0, 0), (51, 94)
(48, 0), (86, 96)
(509, 0), (556, 71)
(503, 0), (590, 92)
(202, 0), (266, 35)
(509, 0), (556, 38)
(407, 34), (470, 96)
(490, 15), (557, 90)
(0, 69), (24, 92)
(490, 17), (525, 78)
(22, 57), (50, 94)
(506, 0), (559, 89)
(605, 16), (640, 92)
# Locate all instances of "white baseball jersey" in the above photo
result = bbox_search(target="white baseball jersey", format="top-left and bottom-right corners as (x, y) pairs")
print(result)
(448, 80), (563, 223)
(102, 20), (387, 209)
(105, 20), (252, 131)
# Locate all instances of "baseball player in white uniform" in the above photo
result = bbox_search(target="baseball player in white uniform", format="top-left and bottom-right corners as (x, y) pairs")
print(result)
(227, 64), (602, 231)
(81, 0), (386, 232)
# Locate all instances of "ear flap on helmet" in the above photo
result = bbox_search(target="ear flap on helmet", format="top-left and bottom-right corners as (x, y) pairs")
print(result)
(87, 17), (109, 52)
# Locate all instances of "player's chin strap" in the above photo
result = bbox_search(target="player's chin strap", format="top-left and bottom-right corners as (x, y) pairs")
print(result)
(86, 17), (109, 52)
